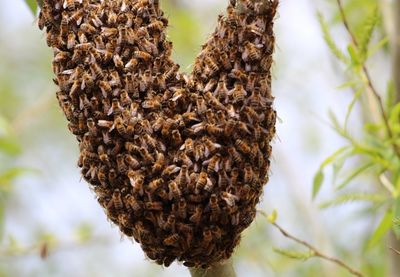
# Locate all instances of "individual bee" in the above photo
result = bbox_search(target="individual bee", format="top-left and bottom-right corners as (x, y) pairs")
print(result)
(177, 198), (187, 219)
(229, 167), (239, 186)
(179, 138), (194, 156)
(163, 214), (176, 232)
(168, 181), (181, 200)
(97, 145), (110, 166)
(201, 228), (213, 249)
(89, 47), (102, 62)
(109, 189), (123, 210)
(189, 206), (202, 225)
(90, 62), (104, 80)
(227, 146), (242, 164)
(236, 121), (252, 135)
(160, 118), (175, 137)
(63, 0), (75, 10)
(163, 234), (179, 246)
(204, 154), (221, 173)
(80, 23), (97, 35)
(152, 152), (165, 174)
(112, 54), (124, 69)
(235, 139), (251, 155)
(86, 118), (98, 136)
(116, 154), (128, 174)
(139, 148), (155, 164)
(228, 68), (248, 82)
(133, 50), (152, 61)
(176, 165), (190, 187)
(97, 119), (114, 130)
(221, 191), (239, 207)
(67, 32), (76, 49)
(170, 130), (182, 146)
(61, 101), (74, 121)
(229, 82), (247, 103)
(114, 116), (127, 137)
(107, 98), (123, 116)
(125, 154), (140, 170)
(203, 138), (221, 158)
(147, 20), (164, 32)
(148, 178), (163, 193)
(195, 172), (208, 193)
(101, 27), (118, 38)
(163, 64), (180, 82)
(146, 201), (163, 211)
(54, 50), (70, 63)
(128, 170), (144, 196)
(142, 97), (161, 110)
(162, 165), (180, 177)
(204, 56), (219, 76)
(124, 57), (138, 72)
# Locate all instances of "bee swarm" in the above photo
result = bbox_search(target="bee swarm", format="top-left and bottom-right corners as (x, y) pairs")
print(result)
(39, 0), (278, 268)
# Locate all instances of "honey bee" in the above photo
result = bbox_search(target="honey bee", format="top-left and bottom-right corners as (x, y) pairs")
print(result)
(177, 198), (187, 219)
(152, 152), (165, 173)
(147, 20), (164, 32)
(204, 154), (220, 173)
(162, 165), (180, 177)
(175, 165), (189, 187)
(115, 154), (128, 174)
(67, 32), (76, 49)
(89, 47), (103, 62)
(227, 147), (242, 164)
(142, 98), (161, 110)
(157, 189), (169, 201)
(125, 57), (138, 71)
(189, 206), (202, 225)
(164, 64), (180, 82)
(109, 189), (124, 210)
(235, 139), (251, 155)
(124, 194), (141, 213)
(63, 0), (75, 10)
(163, 214), (176, 232)
(139, 148), (155, 164)
(229, 167), (239, 186)
(163, 234), (179, 246)
(148, 178), (163, 193)
(80, 23), (97, 35)
(128, 170), (144, 196)
(202, 228), (213, 248)
(170, 130), (182, 146)
(203, 138), (221, 158)
(108, 98), (123, 116)
(243, 163), (254, 184)
(195, 172), (208, 193)
(221, 191), (239, 207)
(228, 68), (248, 82)
(54, 50), (70, 63)
(229, 82), (247, 103)
(146, 201), (163, 211)
(90, 62), (104, 80)
(112, 54), (124, 69)
(86, 118), (97, 136)
(61, 101), (74, 121)
(168, 181), (181, 200)
(204, 56), (219, 76)
(125, 154), (140, 170)
(133, 50), (152, 61)
(114, 116), (127, 137)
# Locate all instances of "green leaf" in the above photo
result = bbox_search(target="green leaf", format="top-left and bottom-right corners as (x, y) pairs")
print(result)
(312, 170), (324, 200)
(394, 198), (400, 238)
(318, 193), (386, 209)
(367, 37), (389, 59)
(24, 0), (38, 15)
(75, 223), (93, 243)
(317, 12), (348, 63)
(344, 88), (363, 131)
(267, 210), (278, 224)
(358, 7), (379, 61)
(335, 162), (374, 190)
(273, 248), (315, 260)
(367, 210), (393, 249)
(347, 44), (361, 69)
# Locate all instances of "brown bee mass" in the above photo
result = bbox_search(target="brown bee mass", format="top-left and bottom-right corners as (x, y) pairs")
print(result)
(38, 0), (278, 268)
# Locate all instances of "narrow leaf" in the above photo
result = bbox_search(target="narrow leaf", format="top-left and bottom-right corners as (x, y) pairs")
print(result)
(335, 162), (374, 190)
(312, 170), (324, 200)
(317, 12), (348, 63)
(367, 210), (393, 249)
(319, 193), (386, 209)
(358, 7), (379, 61)
(24, 0), (38, 15)
(273, 248), (315, 260)
(344, 88), (363, 131)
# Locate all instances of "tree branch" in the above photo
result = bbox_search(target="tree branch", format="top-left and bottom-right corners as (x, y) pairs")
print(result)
(336, 0), (400, 159)
(189, 259), (236, 277)
(390, 247), (400, 256)
(270, 221), (364, 277)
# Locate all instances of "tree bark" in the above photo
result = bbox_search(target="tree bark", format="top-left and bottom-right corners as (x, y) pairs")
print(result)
(189, 259), (236, 277)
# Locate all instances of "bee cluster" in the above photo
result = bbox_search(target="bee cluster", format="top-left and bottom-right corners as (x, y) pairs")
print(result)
(38, 0), (277, 268)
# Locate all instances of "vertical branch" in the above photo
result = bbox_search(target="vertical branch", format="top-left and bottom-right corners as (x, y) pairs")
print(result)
(189, 259), (236, 277)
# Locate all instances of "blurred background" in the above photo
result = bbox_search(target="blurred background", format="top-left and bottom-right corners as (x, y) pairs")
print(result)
(0, 0), (396, 276)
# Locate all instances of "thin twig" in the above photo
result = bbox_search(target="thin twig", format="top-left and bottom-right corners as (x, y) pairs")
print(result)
(336, 0), (400, 158)
(258, 211), (363, 276)
(390, 247), (400, 256)
(269, 220), (364, 277)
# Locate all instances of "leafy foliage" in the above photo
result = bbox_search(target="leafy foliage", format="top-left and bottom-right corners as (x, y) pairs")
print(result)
(24, 0), (38, 15)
